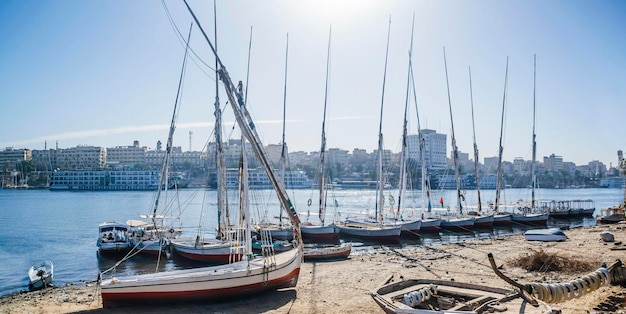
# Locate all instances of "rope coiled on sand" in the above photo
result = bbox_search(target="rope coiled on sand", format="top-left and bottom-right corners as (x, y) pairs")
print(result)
(527, 267), (610, 303)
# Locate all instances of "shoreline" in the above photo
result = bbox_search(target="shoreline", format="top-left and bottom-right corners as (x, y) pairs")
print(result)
(2, 224), (626, 313)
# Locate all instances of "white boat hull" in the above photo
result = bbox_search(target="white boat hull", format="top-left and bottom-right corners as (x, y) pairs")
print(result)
(337, 223), (401, 241)
(524, 228), (567, 242)
(301, 223), (339, 242)
(511, 213), (548, 226)
(101, 248), (302, 307)
(303, 243), (351, 261)
(171, 240), (241, 264)
(398, 220), (421, 237)
(28, 261), (53, 291)
(493, 213), (512, 226)
(473, 214), (494, 229)
(418, 218), (441, 233)
(440, 217), (475, 231)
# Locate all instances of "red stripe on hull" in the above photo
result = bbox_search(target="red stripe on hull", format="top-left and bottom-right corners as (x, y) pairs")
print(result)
(493, 221), (513, 227)
(301, 232), (339, 243)
(440, 225), (474, 232)
(101, 268), (300, 308)
(174, 251), (243, 264)
(304, 251), (350, 261)
(400, 229), (421, 237)
(473, 222), (494, 229)
(340, 234), (400, 242)
(417, 226), (441, 233)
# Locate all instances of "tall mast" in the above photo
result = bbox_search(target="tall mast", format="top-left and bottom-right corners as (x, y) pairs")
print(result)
(278, 33), (289, 228)
(494, 57), (509, 213)
(376, 16), (391, 224)
(152, 23), (192, 228)
(213, 0), (229, 240)
(531, 54), (537, 210)
(185, 0), (302, 237)
(397, 14), (415, 216)
(409, 58), (428, 212)
(443, 47), (462, 214)
(469, 67), (482, 212)
(240, 26), (253, 255)
(318, 27), (332, 226)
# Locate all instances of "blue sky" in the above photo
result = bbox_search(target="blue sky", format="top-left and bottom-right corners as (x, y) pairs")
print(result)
(0, 0), (624, 167)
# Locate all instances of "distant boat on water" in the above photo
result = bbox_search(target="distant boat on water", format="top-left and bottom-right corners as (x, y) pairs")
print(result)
(332, 180), (381, 190)
(49, 170), (187, 191)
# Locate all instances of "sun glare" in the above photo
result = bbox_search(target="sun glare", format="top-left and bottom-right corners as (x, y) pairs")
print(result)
(295, 0), (380, 24)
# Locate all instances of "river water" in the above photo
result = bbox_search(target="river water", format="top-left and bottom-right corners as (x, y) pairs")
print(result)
(0, 187), (622, 297)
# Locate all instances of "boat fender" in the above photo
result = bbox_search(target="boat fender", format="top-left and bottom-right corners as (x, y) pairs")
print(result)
(307, 199), (312, 206)
(542, 284), (552, 303)
(581, 275), (593, 292)
(555, 284), (567, 303)
(571, 280), (583, 297)
(599, 267), (611, 285)
(403, 294), (411, 306)
(409, 291), (421, 306)
(564, 282), (575, 300)
(430, 284), (438, 295)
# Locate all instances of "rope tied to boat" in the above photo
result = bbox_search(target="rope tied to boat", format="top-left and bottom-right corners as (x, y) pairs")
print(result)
(526, 267), (610, 303)
(489, 253), (626, 305)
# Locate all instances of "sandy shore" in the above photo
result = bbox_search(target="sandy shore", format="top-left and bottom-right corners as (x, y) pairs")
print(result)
(2, 224), (626, 313)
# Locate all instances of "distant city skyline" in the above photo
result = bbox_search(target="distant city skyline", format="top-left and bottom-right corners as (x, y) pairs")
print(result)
(1, 1), (624, 168)
(1, 136), (612, 169)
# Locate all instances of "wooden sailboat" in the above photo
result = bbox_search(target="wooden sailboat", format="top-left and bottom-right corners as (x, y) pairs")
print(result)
(170, 19), (242, 264)
(127, 34), (187, 256)
(100, 2), (303, 306)
(300, 28), (340, 243)
(402, 41), (441, 234)
(336, 18), (401, 241)
(255, 33), (295, 242)
(509, 55), (548, 226)
(467, 67), (500, 228)
(439, 48), (475, 232)
(388, 14), (425, 237)
(303, 242), (351, 262)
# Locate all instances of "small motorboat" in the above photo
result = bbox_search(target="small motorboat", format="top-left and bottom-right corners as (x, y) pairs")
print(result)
(597, 206), (625, 224)
(28, 261), (53, 291)
(523, 228), (567, 242)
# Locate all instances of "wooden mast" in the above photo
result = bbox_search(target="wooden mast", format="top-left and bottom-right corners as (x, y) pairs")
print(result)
(443, 47), (462, 214)
(376, 16), (391, 224)
(494, 57), (509, 213)
(469, 67), (482, 212)
(318, 26), (331, 226)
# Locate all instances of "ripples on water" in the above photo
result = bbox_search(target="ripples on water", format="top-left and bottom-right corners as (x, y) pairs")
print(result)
(0, 188), (619, 297)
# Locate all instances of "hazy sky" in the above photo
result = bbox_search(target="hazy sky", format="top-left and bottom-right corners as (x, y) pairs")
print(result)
(1, 0), (624, 167)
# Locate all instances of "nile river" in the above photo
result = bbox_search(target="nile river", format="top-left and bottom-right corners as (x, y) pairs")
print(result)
(0, 187), (622, 297)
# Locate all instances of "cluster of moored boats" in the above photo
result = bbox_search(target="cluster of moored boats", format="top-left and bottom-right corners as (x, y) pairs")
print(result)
(96, 197), (602, 258)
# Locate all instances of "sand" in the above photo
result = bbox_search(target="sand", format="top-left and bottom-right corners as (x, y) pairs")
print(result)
(2, 224), (626, 314)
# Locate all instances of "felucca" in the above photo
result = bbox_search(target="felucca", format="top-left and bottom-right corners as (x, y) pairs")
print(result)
(99, 1), (303, 307)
